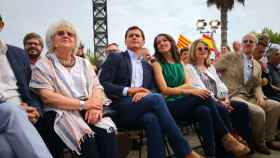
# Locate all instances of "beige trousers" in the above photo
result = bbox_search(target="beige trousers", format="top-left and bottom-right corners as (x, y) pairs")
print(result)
(231, 95), (280, 146)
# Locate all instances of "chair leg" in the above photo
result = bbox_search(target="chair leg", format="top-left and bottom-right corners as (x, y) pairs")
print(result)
(138, 131), (144, 158)
(192, 123), (207, 154)
(164, 137), (175, 158)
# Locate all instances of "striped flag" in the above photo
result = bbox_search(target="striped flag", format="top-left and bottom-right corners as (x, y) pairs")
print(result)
(177, 34), (192, 49)
(201, 34), (216, 51)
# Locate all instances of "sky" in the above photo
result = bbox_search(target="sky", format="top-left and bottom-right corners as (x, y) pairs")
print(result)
(0, 0), (279, 53)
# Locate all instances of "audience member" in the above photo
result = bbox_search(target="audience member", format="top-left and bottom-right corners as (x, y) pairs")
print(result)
(104, 42), (120, 55)
(232, 40), (241, 54)
(0, 14), (52, 158)
(180, 47), (189, 65)
(30, 20), (119, 158)
(100, 26), (203, 158)
(215, 33), (280, 154)
(221, 45), (231, 55)
(263, 44), (280, 101)
(152, 34), (250, 158)
(255, 33), (270, 69)
(76, 42), (85, 58)
(187, 39), (253, 157)
(23, 32), (44, 67)
(252, 34), (280, 102)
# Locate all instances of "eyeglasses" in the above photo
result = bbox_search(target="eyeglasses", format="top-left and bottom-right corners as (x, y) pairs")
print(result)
(196, 46), (209, 51)
(242, 40), (254, 44)
(56, 31), (74, 37)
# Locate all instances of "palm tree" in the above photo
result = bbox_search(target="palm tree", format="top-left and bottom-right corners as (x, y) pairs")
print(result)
(262, 27), (280, 44)
(207, 0), (245, 48)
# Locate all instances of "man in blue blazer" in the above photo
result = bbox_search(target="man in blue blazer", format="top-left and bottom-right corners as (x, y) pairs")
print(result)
(99, 26), (201, 158)
(0, 14), (52, 158)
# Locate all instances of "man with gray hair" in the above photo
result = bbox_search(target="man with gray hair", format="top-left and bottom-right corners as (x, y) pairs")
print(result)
(0, 14), (52, 158)
(215, 33), (280, 155)
(262, 44), (280, 101)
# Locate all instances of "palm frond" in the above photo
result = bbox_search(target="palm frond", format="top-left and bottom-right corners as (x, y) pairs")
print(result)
(207, 0), (244, 10)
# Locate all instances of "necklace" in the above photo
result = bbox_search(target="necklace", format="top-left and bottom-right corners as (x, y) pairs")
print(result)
(58, 55), (76, 67)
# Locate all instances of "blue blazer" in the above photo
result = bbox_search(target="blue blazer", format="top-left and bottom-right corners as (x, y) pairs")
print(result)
(6, 45), (43, 113)
(99, 51), (156, 101)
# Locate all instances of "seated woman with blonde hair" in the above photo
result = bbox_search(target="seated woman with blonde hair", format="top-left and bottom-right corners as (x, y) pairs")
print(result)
(186, 39), (253, 157)
(30, 20), (118, 158)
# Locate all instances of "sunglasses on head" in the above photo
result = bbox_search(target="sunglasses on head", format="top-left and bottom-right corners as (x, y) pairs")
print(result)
(56, 31), (74, 37)
(242, 39), (254, 44)
(197, 46), (209, 51)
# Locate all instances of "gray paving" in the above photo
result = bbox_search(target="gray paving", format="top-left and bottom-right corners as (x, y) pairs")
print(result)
(126, 132), (280, 158)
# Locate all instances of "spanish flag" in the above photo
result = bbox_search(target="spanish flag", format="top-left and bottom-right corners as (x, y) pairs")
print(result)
(177, 34), (192, 49)
(201, 34), (216, 51)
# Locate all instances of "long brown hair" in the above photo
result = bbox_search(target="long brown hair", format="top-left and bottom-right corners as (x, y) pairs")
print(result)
(154, 33), (180, 63)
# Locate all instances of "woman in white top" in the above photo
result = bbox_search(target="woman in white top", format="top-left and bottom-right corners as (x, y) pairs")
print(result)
(186, 39), (253, 157)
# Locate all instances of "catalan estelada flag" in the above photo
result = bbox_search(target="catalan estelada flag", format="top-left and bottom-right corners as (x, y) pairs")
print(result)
(177, 34), (192, 49)
(201, 34), (216, 51)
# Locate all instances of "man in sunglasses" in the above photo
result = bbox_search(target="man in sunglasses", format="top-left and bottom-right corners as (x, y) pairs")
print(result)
(215, 33), (280, 155)
(0, 14), (52, 158)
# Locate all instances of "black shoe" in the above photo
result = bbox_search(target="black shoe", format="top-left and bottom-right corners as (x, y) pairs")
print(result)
(254, 144), (271, 155)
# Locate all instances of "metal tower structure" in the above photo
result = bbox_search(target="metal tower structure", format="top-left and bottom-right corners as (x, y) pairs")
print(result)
(92, 0), (108, 54)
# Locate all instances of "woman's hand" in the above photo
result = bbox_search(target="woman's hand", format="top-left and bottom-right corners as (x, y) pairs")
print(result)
(85, 98), (103, 110)
(256, 96), (266, 109)
(85, 109), (102, 125)
(188, 89), (210, 99)
(219, 97), (234, 112)
(261, 78), (269, 86)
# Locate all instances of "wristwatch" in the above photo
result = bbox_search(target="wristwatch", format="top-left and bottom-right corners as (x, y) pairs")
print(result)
(79, 100), (85, 111)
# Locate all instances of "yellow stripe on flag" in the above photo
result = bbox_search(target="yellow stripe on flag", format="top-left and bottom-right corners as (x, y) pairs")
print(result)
(177, 43), (184, 49)
(177, 34), (192, 48)
(179, 35), (192, 45)
(201, 34), (215, 51)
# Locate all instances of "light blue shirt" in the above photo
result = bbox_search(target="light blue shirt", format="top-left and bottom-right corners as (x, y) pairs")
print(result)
(122, 49), (144, 96)
(243, 53), (253, 83)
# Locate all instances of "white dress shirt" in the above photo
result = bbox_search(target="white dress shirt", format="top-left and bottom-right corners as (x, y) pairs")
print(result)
(122, 49), (144, 96)
(0, 40), (21, 104)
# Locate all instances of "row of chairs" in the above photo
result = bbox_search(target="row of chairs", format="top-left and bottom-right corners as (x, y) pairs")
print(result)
(61, 108), (207, 158)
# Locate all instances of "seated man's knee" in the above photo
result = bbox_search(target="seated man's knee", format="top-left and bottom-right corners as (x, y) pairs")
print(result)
(141, 112), (159, 126)
(144, 93), (166, 107)
(250, 105), (265, 120)
(0, 135), (15, 158)
(0, 102), (24, 119)
(145, 93), (164, 101)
